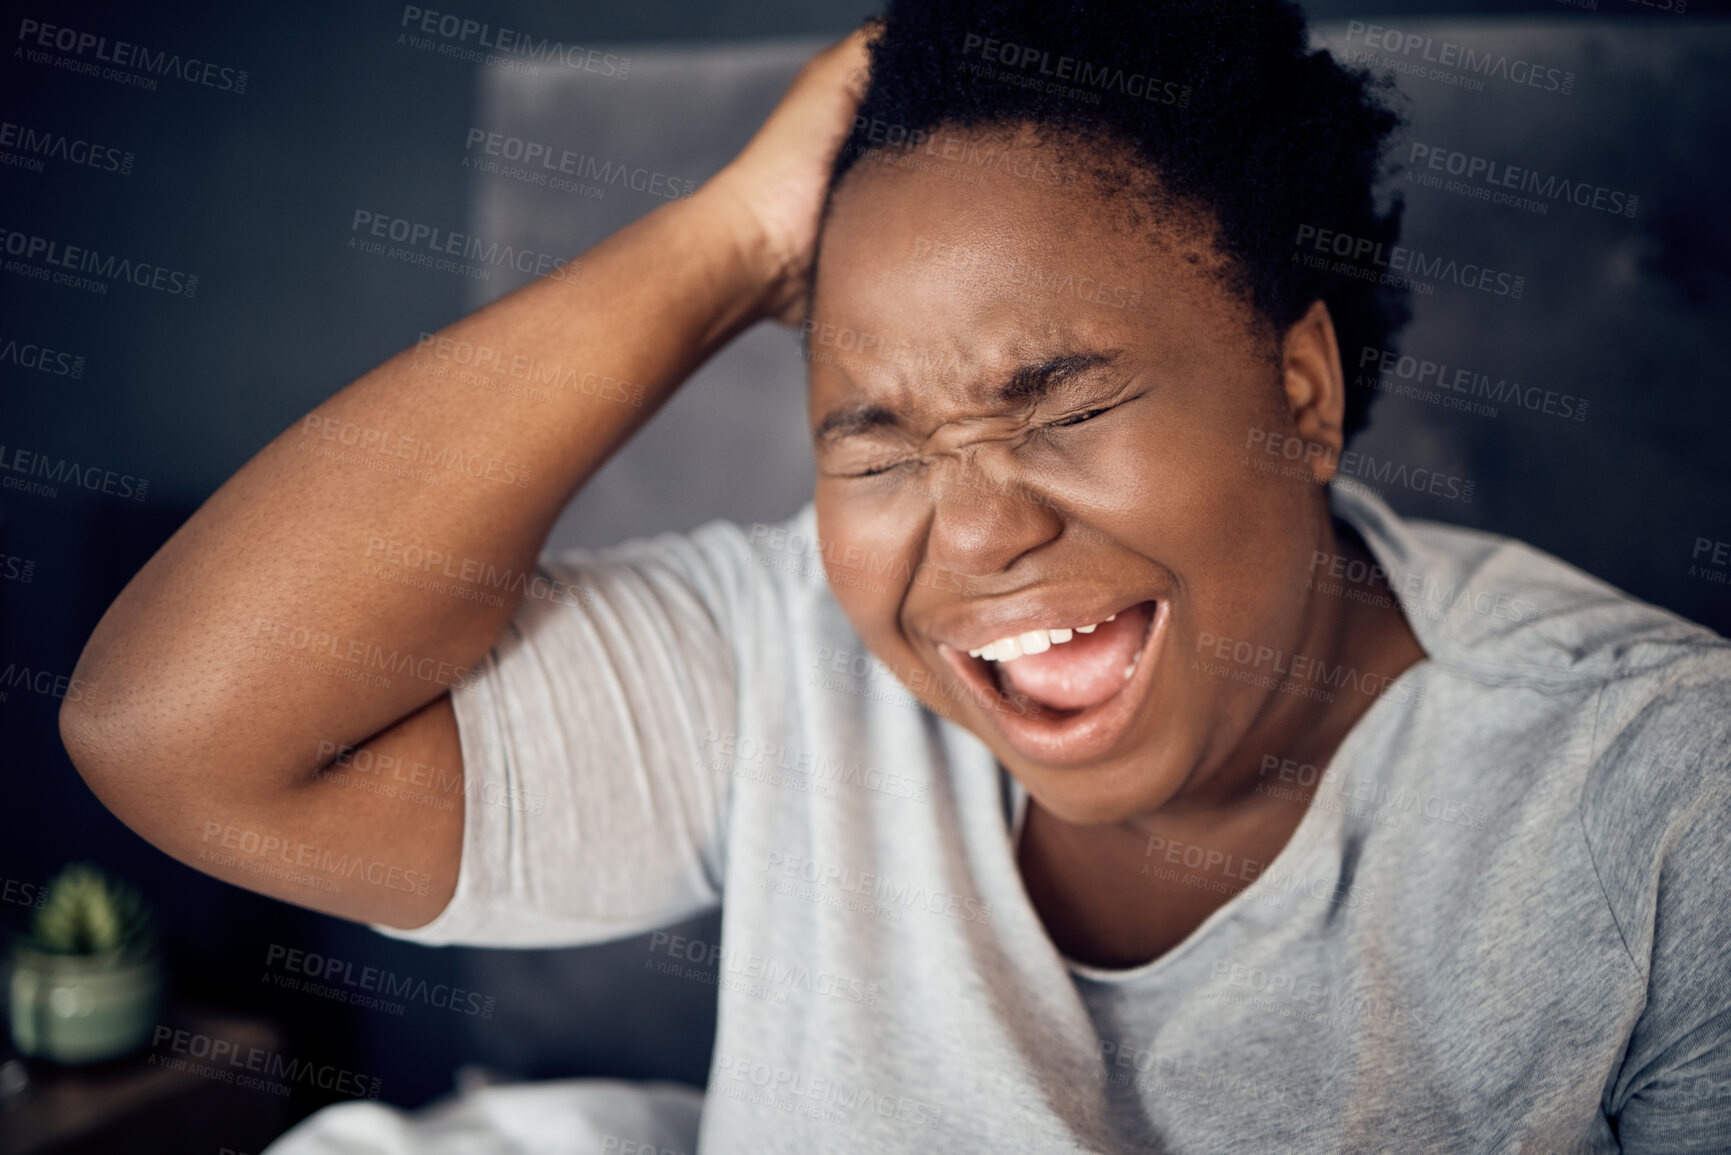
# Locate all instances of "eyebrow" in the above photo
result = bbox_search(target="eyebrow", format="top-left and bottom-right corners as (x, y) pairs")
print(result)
(812, 349), (1125, 447)
(813, 402), (902, 446)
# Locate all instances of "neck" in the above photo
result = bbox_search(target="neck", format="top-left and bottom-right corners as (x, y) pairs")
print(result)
(1128, 512), (1426, 830)
(1014, 513), (1428, 971)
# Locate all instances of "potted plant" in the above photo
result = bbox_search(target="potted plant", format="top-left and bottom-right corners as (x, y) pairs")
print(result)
(8, 863), (163, 1064)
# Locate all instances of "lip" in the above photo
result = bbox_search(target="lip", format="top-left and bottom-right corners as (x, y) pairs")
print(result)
(934, 597), (1171, 768)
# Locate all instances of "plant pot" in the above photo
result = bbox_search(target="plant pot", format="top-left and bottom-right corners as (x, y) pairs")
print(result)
(8, 944), (163, 1064)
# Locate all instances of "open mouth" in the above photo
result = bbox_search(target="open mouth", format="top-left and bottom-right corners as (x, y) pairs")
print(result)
(936, 598), (1168, 767)
(973, 600), (1156, 713)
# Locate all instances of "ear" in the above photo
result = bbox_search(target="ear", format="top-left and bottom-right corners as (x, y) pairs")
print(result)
(1280, 300), (1348, 485)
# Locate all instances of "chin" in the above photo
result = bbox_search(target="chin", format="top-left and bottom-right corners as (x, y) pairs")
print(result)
(1008, 752), (1183, 830)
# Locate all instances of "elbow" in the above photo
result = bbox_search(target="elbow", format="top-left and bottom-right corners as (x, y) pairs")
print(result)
(59, 691), (206, 861)
(59, 689), (122, 794)
(59, 690), (179, 843)
(58, 682), (163, 806)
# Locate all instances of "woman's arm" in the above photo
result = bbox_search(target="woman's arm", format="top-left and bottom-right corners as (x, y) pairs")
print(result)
(57, 29), (872, 930)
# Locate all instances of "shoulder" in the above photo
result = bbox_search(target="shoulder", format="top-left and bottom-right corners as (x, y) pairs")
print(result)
(1390, 513), (1731, 838)
(1405, 520), (1723, 690)
(1578, 648), (1731, 971)
(1335, 483), (1729, 690)
(1340, 486), (1731, 971)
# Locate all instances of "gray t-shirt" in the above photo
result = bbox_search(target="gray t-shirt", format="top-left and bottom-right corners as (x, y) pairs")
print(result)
(375, 483), (1731, 1153)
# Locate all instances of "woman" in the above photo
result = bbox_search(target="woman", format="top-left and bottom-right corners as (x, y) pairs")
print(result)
(62, 1), (1731, 1151)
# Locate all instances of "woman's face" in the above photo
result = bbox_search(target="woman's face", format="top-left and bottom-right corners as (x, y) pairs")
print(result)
(807, 127), (1344, 828)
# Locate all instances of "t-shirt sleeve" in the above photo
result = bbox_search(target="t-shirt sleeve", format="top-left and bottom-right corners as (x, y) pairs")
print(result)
(1591, 664), (1731, 1151)
(368, 513), (796, 949)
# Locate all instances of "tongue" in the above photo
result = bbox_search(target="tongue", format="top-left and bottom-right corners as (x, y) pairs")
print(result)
(997, 601), (1154, 713)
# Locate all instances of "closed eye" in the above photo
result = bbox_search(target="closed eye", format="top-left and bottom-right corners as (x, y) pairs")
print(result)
(1049, 406), (1112, 429)
(849, 456), (919, 479)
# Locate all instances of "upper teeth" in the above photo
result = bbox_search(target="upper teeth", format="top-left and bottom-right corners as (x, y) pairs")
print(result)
(968, 614), (1115, 662)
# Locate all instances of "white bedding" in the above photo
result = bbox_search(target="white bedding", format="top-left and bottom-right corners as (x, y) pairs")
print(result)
(261, 1077), (704, 1155)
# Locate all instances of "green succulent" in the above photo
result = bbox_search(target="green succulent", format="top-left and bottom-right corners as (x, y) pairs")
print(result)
(27, 863), (157, 957)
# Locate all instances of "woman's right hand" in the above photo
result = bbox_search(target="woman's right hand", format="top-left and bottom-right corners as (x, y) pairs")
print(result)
(703, 23), (877, 327)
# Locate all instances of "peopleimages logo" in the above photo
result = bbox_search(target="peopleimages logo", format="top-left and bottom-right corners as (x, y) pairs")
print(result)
(264, 945), (496, 1017)
(1244, 428), (1475, 505)
(0, 121), (134, 175)
(1406, 142), (1637, 219)
(1292, 224), (1524, 300)
(1341, 21), (1574, 95)
(15, 18), (249, 93)
(763, 850), (993, 924)
(0, 335), (84, 378)
(959, 33), (1192, 107)
(0, 229), (197, 297)
(348, 211), (578, 284)
(0, 443), (148, 501)
(463, 130), (694, 200)
(1, 877), (49, 910)
(150, 1026), (380, 1098)
(0, 552), (36, 583)
(1355, 345), (1587, 423)
(199, 821), (436, 896)
(398, 6), (630, 77)
(0, 663), (95, 703)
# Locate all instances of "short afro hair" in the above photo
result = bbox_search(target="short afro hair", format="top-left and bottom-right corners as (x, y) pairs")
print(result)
(823, 0), (1411, 442)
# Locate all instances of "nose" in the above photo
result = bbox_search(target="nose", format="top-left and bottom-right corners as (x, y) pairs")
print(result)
(922, 449), (1064, 578)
